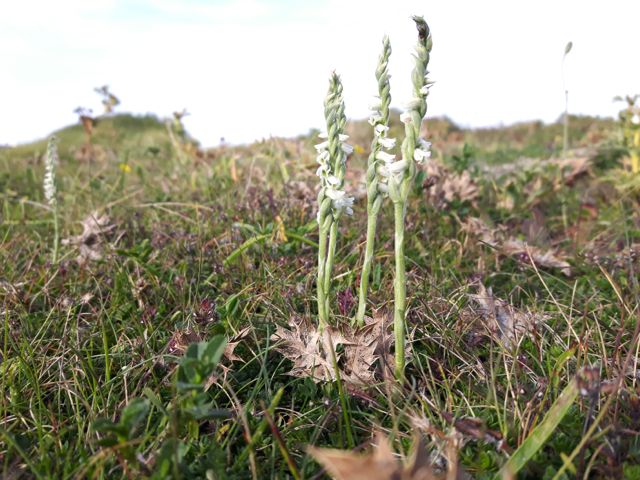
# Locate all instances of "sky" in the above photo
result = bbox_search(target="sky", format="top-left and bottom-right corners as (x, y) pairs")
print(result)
(1, 0), (639, 147)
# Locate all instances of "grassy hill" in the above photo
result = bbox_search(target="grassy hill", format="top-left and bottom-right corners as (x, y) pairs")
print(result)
(2, 111), (640, 478)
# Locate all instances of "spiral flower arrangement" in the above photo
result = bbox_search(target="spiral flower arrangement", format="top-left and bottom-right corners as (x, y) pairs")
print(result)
(355, 36), (394, 326)
(388, 16), (433, 378)
(316, 72), (354, 328)
(44, 136), (60, 264)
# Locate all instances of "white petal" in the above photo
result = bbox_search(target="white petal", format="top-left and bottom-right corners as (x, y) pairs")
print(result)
(325, 188), (345, 200)
(378, 137), (396, 149)
(375, 150), (396, 163)
(400, 112), (412, 123)
(414, 147), (432, 164)
(419, 138), (432, 150)
(341, 143), (354, 155)
(314, 141), (329, 152)
(374, 124), (389, 137)
(369, 113), (383, 126)
(316, 150), (330, 164)
(327, 175), (340, 185)
(387, 160), (408, 174)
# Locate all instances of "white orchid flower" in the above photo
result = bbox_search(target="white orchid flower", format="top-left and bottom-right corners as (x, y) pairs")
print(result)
(327, 175), (340, 186)
(374, 124), (389, 137)
(375, 150), (396, 163)
(368, 113), (383, 126)
(413, 148), (431, 164)
(378, 136), (396, 149)
(314, 141), (329, 152)
(379, 160), (407, 178)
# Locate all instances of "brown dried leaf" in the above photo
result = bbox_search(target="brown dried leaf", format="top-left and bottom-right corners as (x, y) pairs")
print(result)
(459, 217), (505, 247)
(270, 317), (348, 382)
(271, 314), (400, 387)
(62, 211), (116, 265)
(501, 239), (572, 276)
(558, 156), (590, 185)
(167, 329), (202, 356)
(308, 433), (446, 480)
(467, 284), (547, 346)
(224, 326), (251, 363)
(342, 313), (393, 386)
(424, 161), (479, 208)
(440, 170), (479, 204)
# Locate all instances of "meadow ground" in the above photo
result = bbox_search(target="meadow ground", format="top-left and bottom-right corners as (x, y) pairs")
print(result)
(1, 113), (640, 479)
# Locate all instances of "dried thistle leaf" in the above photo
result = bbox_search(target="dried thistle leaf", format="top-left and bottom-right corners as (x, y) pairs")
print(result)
(62, 211), (116, 265)
(224, 326), (251, 363)
(440, 170), (479, 204)
(271, 314), (400, 387)
(270, 317), (347, 382)
(467, 284), (548, 346)
(424, 160), (478, 207)
(342, 313), (393, 386)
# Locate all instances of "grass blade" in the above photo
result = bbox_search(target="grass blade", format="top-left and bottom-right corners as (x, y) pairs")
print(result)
(498, 379), (579, 478)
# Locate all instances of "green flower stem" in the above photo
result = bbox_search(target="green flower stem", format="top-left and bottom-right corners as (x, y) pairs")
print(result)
(52, 207), (59, 264)
(317, 211), (332, 328)
(323, 221), (338, 319)
(355, 195), (382, 323)
(393, 200), (406, 379)
(356, 37), (392, 326)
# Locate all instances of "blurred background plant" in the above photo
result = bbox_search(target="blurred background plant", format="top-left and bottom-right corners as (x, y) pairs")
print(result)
(94, 85), (120, 115)
(614, 94), (640, 173)
(73, 106), (95, 146)
(561, 41), (573, 157)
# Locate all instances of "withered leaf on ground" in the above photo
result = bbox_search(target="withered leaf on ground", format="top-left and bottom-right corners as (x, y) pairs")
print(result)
(270, 317), (348, 382)
(308, 432), (462, 480)
(167, 326), (249, 364)
(424, 160), (479, 207)
(271, 313), (399, 386)
(459, 217), (571, 276)
(341, 313), (395, 385)
(62, 211), (116, 265)
(224, 326), (251, 363)
(459, 216), (504, 247)
(558, 156), (591, 185)
(467, 283), (548, 346)
(501, 239), (572, 276)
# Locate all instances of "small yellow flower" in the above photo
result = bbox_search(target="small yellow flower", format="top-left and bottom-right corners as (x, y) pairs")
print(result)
(119, 163), (132, 173)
